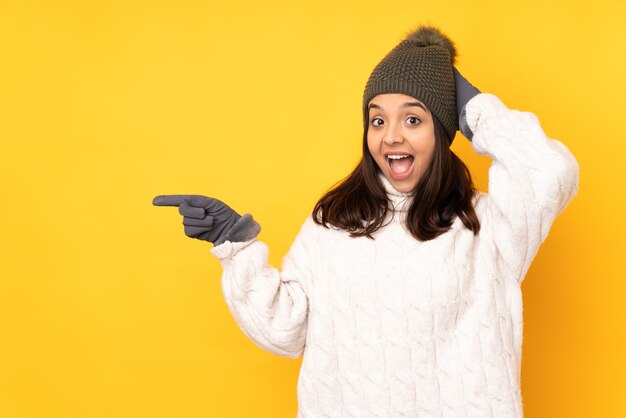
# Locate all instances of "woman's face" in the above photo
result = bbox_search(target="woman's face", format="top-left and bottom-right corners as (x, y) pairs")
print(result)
(366, 93), (436, 193)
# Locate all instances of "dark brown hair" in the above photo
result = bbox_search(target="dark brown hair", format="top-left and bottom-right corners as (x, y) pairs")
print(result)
(312, 113), (481, 241)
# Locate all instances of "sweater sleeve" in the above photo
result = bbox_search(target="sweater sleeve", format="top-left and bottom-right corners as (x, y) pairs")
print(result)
(209, 214), (317, 359)
(465, 93), (580, 285)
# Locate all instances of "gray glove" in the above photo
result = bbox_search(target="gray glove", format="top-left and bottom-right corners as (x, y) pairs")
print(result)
(453, 66), (481, 141)
(152, 194), (261, 246)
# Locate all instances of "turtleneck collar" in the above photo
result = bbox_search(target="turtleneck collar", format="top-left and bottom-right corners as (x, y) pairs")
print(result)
(377, 171), (413, 213)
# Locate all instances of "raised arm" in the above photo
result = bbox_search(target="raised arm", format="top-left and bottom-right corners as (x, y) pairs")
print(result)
(454, 68), (580, 285)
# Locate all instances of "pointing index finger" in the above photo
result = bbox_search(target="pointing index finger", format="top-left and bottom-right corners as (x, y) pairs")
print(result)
(153, 195), (194, 207)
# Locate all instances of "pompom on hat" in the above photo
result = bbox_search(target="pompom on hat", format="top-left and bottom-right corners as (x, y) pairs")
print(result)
(362, 24), (458, 143)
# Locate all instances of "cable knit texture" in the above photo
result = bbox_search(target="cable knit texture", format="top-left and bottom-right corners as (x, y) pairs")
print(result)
(210, 93), (580, 417)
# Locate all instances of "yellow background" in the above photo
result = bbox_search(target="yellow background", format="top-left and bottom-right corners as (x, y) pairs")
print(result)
(1, 0), (624, 417)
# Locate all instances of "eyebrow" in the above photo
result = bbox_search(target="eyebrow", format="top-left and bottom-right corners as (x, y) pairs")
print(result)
(368, 101), (427, 112)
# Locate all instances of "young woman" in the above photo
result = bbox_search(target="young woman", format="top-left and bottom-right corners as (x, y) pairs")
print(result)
(153, 24), (579, 417)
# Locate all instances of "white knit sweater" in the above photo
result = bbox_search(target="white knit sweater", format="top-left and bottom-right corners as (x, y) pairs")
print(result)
(210, 93), (580, 417)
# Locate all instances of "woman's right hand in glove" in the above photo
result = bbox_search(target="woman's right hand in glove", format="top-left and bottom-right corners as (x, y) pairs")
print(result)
(152, 194), (261, 246)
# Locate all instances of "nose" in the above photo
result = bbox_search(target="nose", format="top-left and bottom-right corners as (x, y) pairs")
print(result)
(382, 122), (405, 145)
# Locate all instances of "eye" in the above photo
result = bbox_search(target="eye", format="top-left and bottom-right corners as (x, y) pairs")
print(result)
(371, 117), (383, 127)
(406, 116), (421, 125)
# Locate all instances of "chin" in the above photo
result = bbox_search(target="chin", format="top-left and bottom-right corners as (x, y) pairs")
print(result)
(387, 175), (418, 193)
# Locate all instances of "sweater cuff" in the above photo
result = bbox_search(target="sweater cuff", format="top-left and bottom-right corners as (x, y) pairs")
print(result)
(210, 236), (258, 260)
(463, 92), (509, 136)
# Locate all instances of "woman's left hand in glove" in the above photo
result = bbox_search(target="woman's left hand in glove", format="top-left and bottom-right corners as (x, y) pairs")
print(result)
(453, 66), (481, 141)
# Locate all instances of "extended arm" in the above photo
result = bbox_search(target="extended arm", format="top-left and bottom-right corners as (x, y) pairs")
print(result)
(209, 216), (317, 358)
(153, 194), (314, 358)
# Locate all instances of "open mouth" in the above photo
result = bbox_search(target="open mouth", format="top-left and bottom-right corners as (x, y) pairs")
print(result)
(386, 154), (415, 179)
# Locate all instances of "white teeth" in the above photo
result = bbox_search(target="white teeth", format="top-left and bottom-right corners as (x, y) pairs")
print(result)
(387, 154), (411, 159)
